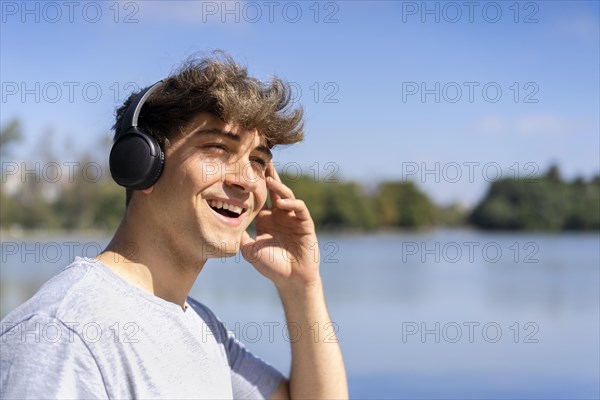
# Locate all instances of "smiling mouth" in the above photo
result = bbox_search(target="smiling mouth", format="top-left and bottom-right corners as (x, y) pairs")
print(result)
(207, 199), (245, 219)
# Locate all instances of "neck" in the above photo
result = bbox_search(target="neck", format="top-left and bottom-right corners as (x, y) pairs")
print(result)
(96, 206), (205, 310)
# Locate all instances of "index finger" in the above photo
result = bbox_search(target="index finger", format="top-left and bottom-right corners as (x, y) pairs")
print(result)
(266, 162), (281, 204)
(270, 165), (282, 182)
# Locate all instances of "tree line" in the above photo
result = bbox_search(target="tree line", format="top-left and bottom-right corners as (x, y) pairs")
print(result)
(1, 120), (598, 232)
(470, 165), (599, 230)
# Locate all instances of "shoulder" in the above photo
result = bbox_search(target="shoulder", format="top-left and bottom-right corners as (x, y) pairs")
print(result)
(0, 256), (142, 336)
(1, 257), (96, 329)
(0, 312), (108, 399)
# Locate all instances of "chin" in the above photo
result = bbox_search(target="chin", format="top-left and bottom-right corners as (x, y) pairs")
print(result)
(200, 232), (242, 259)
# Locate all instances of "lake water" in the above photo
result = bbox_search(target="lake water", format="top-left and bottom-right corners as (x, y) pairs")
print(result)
(1, 229), (599, 399)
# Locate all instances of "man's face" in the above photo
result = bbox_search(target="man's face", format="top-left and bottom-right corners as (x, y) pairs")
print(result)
(147, 113), (271, 260)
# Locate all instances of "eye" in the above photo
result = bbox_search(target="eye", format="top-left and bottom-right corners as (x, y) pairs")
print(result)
(250, 157), (268, 171)
(202, 143), (229, 153)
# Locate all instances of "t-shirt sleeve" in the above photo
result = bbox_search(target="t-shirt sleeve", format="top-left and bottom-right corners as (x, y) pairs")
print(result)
(188, 299), (285, 399)
(224, 328), (285, 399)
(1, 315), (107, 399)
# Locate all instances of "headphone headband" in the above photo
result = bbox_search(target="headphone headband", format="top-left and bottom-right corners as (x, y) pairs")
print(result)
(118, 80), (164, 138)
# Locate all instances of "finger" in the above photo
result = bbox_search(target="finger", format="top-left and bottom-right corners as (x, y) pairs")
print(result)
(254, 210), (275, 235)
(275, 198), (312, 221)
(266, 161), (276, 179)
(266, 162), (281, 205)
(271, 166), (296, 197)
(271, 166), (282, 182)
(267, 175), (295, 200)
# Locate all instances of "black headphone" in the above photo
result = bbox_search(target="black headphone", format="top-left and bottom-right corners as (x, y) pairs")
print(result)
(109, 80), (165, 190)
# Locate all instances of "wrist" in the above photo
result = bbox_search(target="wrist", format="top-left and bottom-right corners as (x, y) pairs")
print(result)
(276, 276), (324, 303)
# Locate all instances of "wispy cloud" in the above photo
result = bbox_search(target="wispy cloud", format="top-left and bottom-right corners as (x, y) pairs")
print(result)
(514, 115), (565, 135)
(473, 114), (586, 135)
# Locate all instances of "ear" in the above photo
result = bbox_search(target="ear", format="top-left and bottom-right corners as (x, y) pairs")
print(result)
(142, 186), (154, 194)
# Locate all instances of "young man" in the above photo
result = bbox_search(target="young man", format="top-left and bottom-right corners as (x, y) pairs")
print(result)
(0, 53), (348, 399)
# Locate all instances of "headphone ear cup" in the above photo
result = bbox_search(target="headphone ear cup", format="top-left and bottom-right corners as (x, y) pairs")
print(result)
(109, 128), (164, 190)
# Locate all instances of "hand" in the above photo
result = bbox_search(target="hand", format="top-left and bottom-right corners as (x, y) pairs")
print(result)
(240, 163), (321, 291)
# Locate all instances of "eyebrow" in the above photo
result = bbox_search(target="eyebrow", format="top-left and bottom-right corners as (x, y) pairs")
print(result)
(197, 127), (272, 160)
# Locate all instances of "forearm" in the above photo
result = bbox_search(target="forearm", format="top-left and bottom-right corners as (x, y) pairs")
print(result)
(278, 279), (348, 399)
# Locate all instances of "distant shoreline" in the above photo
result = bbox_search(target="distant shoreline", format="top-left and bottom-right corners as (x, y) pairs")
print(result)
(2, 226), (598, 241)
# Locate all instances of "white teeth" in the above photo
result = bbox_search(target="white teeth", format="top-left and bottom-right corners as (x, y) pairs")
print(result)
(208, 199), (243, 216)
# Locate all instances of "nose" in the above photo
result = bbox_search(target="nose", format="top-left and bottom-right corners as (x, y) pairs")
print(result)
(223, 157), (259, 193)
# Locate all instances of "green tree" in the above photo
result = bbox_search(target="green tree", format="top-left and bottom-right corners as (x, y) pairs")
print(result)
(470, 165), (599, 231)
(564, 176), (600, 230)
(1, 119), (24, 228)
(321, 182), (376, 230)
(0, 119), (23, 157)
(280, 174), (327, 227)
(374, 181), (436, 228)
(52, 160), (125, 231)
(280, 174), (376, 230)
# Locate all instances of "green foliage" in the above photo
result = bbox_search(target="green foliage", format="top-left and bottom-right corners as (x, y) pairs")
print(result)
(374, 181), (436, 228)
(470, 165), (599, 231)
(280, 174), (327, 226)
(1, 180), (60, 229)
(1, 167), (125, 232)
(280, 174), (376, 230)
(282, 174), (437, 230)
(51, 173), (125, 231)
(0, 119), (23, 157)
(563, 176), (600, 230)
(92, 182), (126, 230)
(322, 182), (377, 230)
(436, 203), (468, 227)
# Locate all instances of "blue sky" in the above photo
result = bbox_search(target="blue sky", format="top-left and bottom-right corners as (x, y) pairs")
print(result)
(1, 0), (599, 205)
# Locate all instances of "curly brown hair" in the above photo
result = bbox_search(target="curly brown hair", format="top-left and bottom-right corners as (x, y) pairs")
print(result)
(113, 51), (305, 205)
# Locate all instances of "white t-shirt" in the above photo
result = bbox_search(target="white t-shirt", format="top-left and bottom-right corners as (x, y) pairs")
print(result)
(0, 257), (284, 399)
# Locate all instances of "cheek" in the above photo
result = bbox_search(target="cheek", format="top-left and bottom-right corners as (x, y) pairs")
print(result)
(195, 160), (220, 185)
(255, 182), (268, 209)
(185, 159), (223, 190)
